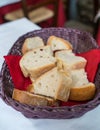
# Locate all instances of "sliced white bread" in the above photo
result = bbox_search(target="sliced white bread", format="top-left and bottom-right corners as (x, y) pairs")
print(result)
(20, 45), (56, 79)
(28, 67), (72, 102)
(47, 35), (73, 51)
(30, 76), (35, 83)
(55, 50), (87, 72)
(69, 69), (96, 101)
(12, 88), (57, 106)
(22, 36), (44, 54)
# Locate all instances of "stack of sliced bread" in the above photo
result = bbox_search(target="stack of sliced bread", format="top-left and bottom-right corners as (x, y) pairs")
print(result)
(55, 50), (95, 101)
(12, 35), (96, 106)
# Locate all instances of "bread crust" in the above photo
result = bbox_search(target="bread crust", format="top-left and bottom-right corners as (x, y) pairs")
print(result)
(22, 41), (29, 54)
(20, 61), (56, 79)
(69, 83), (96, 101)
(47, 35), (73, 51)
(55, 71), (72, 101)
(28, 63), (56, 79)
(12, 88), (57, 106)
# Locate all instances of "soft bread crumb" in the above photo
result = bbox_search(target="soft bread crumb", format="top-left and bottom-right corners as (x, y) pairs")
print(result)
(22, 36), (44, 54)
(47, 35), (73, 51)
(68, 69), (96, 101)
(70, 69), (89, 87)
(55, 50), (87, 72)
(20, 45), (56, 79)
(28, 67), (72, 102)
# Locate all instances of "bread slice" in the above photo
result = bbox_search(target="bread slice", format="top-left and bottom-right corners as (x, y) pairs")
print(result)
(20, 45), (56, 78)
(22, 36), (44, 54)
(47, 35), (73, 51)
(69, 83), (96, 101)
(70, 69), (89, 87)
(55, 50), (87, 72)
(28, 67), (72, 102)
(69, 69), (96, 101)
(12, 88), (57, 106)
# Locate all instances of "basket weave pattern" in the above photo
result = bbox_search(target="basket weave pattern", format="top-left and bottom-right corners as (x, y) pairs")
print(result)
(0, 28), (100, 119)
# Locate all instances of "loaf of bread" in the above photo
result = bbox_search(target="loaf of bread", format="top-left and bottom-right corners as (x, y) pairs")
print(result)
(22, 36), (44, 54)
(55, 50), (87, 72)
(47, 35), (73, 51)
(12, 88), (57, 106)
(20, 45), (56, 79)
(28, 67), (72, 102)
(69, 69), (96, 101)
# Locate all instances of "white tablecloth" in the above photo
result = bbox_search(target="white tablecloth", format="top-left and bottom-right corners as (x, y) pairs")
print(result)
(0, 0), (20, 7)
(0, 18), (100, 130)
(0, 18), (40, 69)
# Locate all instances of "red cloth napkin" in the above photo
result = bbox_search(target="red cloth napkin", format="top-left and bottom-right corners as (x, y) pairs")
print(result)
(76, 49), (100, 82)
(4, 55), (32, 90)
(4, 49), (100, 106)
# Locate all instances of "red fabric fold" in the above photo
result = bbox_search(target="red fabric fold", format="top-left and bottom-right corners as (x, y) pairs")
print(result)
(4, 49), (100, 106)
(4, 55), (32, 90)
(61, 49), (100, 106)
(76, 49), (100, 82)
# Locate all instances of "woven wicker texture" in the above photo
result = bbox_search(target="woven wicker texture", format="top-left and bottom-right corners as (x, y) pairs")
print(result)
(0, 27), (100, 119)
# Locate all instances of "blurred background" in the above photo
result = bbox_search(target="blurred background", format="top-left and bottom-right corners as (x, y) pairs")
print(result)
(0, 0), (100, 44)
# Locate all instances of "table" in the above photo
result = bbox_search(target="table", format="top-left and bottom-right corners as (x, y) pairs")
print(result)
(0, 18), (40, 69)
(0, 18), (100, 130)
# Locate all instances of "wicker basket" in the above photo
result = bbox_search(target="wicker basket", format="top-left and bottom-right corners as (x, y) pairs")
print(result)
(0, 27), (100, 119)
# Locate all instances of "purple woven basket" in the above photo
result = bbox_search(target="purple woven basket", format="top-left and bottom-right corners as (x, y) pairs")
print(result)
(0, 27), (100, 119)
